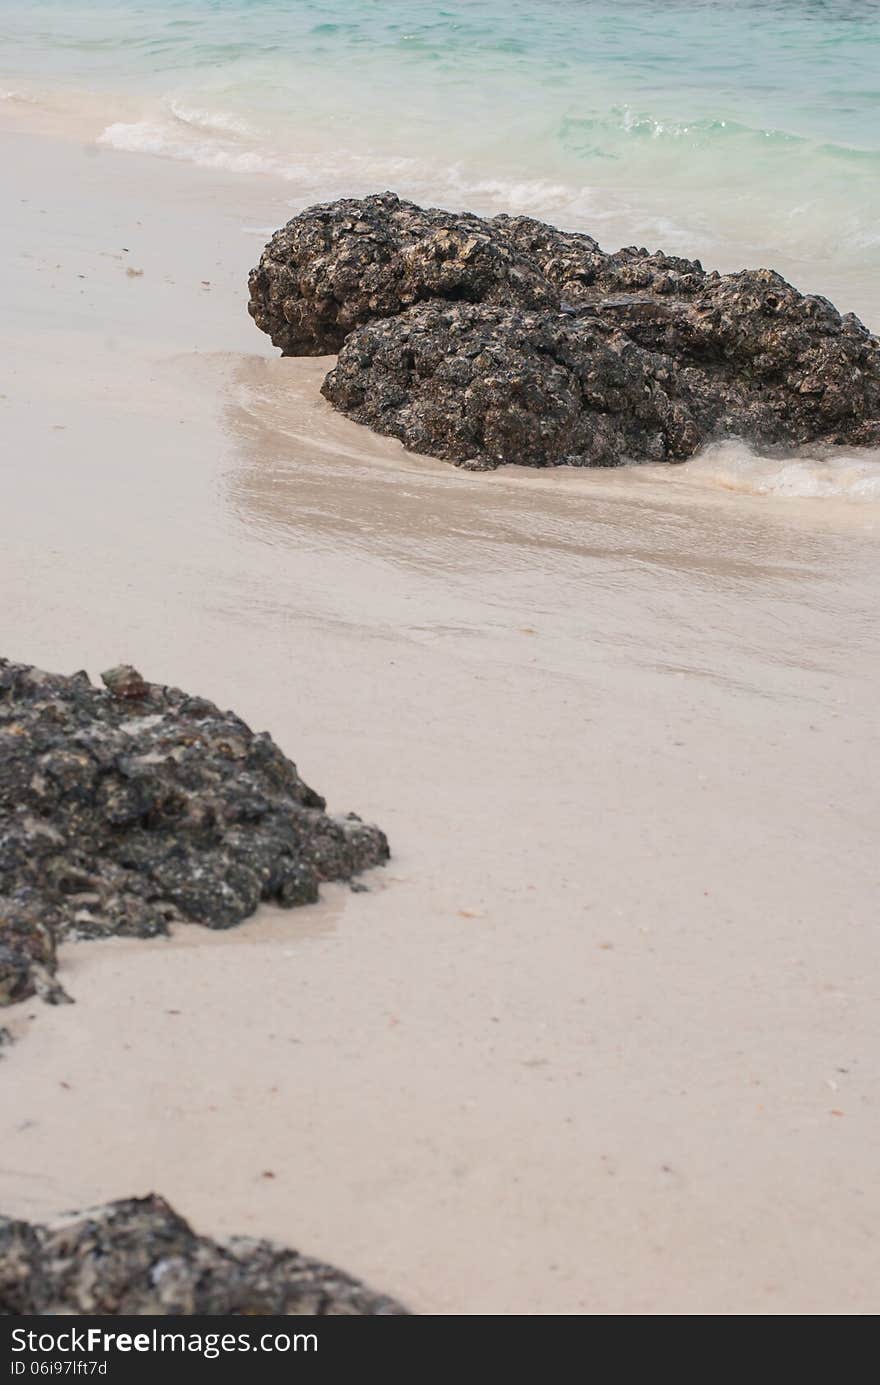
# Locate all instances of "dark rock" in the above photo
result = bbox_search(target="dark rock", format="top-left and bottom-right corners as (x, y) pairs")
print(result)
(0, 659), (389, 1006)
(101, 664), (150, 701)
(322, 302), (701, 469)
(0, 897), (69, 1007)
(247, 191), (557, 356)
(249, 192), (880, 467)
(491, 213), (708, 303)
(0, 1195), (408, 1315)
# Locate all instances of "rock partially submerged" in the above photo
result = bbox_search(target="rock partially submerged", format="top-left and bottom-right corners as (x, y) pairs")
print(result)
(0, 1195), (408, 1315)
(247, 193), (557, 356)
(324, 302), (701, 468)
(0, 659), (389, 1006)
(249, 192), (880, 468)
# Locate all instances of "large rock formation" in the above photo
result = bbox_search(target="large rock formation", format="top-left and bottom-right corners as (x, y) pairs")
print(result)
(323, 302), (701, 467)
(248, 192), (880, 469)
(0, 1195), (407, 1315)
(0, 659), (388, 1006)
(247, 194), (558, 356)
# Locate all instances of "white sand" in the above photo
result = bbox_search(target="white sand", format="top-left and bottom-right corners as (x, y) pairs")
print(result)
(1, 111), (879, 1315)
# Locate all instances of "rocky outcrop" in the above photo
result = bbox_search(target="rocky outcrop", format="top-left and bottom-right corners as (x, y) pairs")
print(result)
(0, 1195), (407, 1315)
(247, 194), (557, 356)
(248, 192), (880, 468)
(323, 302), (701, 468)
(0, 659), (388, 1006)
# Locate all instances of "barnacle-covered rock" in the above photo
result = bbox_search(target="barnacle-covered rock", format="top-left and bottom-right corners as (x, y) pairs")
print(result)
(0, 1195), (407, 1315)
(322, 301), (701, 468)
(0, 658), (389, 1005)
(249, 192), (880, 466)
(247, 191), (558, 355)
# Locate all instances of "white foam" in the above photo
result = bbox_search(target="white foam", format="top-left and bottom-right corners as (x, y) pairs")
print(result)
(451, 172), (573, 212)
(682, 443), (880, 502)
(168, 100), (258, 139)
(97, 119), (304, 178)
(95, 118), (614, 227)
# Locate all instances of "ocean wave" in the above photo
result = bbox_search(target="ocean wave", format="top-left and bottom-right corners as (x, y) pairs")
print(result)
(168, 100), (258, 139)
(570, 108), (796, 145)
(95, 116), (579, 209)
(97, 118), (304, 177)
(93, 116), (871, 281)
(441, 171), (576, 214)
(559, 105), (880, 166)
(681, 444), (880, 502)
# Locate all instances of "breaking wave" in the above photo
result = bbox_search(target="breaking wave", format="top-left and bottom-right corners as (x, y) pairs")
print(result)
(681, 444), (880, 503)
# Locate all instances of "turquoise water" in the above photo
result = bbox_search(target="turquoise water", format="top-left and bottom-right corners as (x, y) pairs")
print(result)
(2, 1), (879, 307)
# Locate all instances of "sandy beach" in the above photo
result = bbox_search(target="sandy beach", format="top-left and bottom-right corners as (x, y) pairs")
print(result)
(2, 105), (880, 1315)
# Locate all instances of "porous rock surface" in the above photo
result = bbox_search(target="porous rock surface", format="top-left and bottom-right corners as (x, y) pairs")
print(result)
(0, 1195), (408, 1315)
(248, 191), (880, 469)
(0, 659), (388, 1006)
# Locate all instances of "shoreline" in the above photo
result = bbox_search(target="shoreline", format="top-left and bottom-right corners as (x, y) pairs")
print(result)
(2, 118), (880, 1315)
(3, 89), (880, 332)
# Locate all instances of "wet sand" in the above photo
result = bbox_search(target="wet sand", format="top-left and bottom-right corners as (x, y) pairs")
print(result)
(1, 115), (879, 1315)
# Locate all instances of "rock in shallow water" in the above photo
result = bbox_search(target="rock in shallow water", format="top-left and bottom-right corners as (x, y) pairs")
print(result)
(322, 301), (701, 468)
(248, 192), (880, 468)
(247, 192), (558, 355)
(0, 1195), (408, 1315)
(0, 659), (389, 1006)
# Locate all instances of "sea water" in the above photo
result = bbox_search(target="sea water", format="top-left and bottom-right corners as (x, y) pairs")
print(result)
(2, 0), (879, 497)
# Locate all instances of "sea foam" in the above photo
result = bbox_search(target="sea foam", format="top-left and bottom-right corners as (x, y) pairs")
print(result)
(681, 445), (880, 503)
